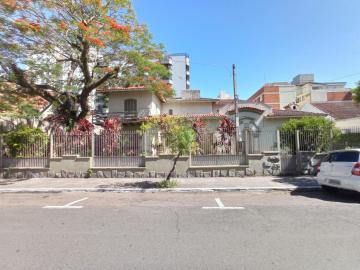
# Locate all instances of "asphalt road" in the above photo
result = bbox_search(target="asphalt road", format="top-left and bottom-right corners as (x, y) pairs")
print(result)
(1, 190), (360, 270)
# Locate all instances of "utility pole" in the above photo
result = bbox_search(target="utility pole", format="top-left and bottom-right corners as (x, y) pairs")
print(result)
(232, 64), (239, 145)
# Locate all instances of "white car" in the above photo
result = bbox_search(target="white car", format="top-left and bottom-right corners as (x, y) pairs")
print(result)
(317, 149), (360, 192)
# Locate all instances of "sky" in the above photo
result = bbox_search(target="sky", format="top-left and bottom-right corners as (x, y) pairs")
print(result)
(133, 0), (360, 99)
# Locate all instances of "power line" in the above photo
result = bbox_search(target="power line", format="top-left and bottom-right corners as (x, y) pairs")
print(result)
(328, 72), (360, 82)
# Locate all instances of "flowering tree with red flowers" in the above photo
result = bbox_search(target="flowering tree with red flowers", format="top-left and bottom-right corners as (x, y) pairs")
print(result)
(216, 118), (236, 153)
(0, 0), (173, 128)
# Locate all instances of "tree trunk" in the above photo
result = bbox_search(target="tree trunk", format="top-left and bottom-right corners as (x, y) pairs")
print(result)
(166, 152), (181, 181)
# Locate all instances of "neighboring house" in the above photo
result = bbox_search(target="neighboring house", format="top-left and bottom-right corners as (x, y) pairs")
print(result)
(301, 101), (360, 128)
(226, 102), (327, 152)
(227, 102), (327, 132)
(248, 74), (352, 109)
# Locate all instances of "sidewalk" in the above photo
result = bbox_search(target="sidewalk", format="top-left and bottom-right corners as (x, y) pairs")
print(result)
(0, 176), (320, 193)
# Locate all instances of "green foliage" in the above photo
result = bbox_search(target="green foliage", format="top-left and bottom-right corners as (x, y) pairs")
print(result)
(333, 133), (360, 149)
(353, 82), (360, 104)
(280, 117), (339, 153)
(167, 125), (197, 156)
(0, 0), (173, 126)
(280, 117), (335, 132)
(3, 125), (48, 157)
(85, 168), (93, 179)
(156, 180), (178, 188)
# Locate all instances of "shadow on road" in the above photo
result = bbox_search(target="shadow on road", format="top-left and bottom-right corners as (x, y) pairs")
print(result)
(291, 189), (360, 204)
(272, 176), (319, 187)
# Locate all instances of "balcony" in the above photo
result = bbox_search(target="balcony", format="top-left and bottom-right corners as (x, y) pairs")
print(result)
(92, 109), (151, 125)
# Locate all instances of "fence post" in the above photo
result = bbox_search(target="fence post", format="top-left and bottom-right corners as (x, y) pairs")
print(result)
(144, 131), (147, 156)
(295, 130), (301, 174)
(91, 132), (95, 167)
(49, 133), (53, 158)
(0, 135), (3, 169)
(277, 130), (282, 173)
(329, 129), (334, 151)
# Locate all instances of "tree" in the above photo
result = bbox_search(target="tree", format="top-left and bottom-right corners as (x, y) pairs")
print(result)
(141, 116), (197, 184)
(0, 0), (172, 128)
(165, 125), (196, 182)
(0, 82), (48, 129)
(353, 82), (360, 104)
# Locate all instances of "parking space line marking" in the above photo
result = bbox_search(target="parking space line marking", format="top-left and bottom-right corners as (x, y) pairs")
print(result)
(202, 198), (244, 210)
(215, 198), (225, 208)
(43, 197), (88, 209)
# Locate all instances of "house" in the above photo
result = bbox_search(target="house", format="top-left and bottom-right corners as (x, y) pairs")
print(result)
(248, 74), (353, 109)
(301, 101), (360, 129)
(225, 102), (327, 153)
(94, 87), (233, 131)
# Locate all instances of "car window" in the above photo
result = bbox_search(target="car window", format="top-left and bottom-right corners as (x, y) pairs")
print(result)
(322, 154), (330, 162)
(330, 151), (359, 162)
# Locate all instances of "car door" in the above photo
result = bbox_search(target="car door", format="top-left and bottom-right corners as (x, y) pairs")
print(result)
(331, 151), (359, 188)
(319, 153), (332, 180)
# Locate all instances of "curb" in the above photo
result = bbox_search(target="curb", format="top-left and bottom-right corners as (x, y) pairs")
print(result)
(0, 186), (321, 194)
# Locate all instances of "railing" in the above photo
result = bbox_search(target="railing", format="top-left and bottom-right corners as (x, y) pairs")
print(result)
(247, 129), (278, 154)
(92, 109), (150, 125)
(93, 131), (144, 167)
(52, 133), (91, 157)
(1, 126), (360, 170)
(191, 131), (247, 166)
(0, 136), (49, 168)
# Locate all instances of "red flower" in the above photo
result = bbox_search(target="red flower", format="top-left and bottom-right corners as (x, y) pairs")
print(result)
(78, 22), (89, 31)
(59, 21), (67, 30)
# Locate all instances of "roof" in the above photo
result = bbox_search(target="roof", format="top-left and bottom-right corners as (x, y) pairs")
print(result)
(175, 113), (226, 119)
(167, 97), (218, 103)
(144, 113), (226, 121)
(97, 86), (146, 93)
(311, 102), (360, 120)
(97, 86), (167, 103)
(267, 110), (327, 118)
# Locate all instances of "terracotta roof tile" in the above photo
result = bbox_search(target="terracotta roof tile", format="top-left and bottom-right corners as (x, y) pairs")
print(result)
(267, 110), (327, 118)
(311, 102), (360, 120)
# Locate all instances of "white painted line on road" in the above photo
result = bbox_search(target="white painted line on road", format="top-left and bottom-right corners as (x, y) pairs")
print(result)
(215, 198), (225, 208)
(202, 198), (244, 210)
(43, 197), (88, 209)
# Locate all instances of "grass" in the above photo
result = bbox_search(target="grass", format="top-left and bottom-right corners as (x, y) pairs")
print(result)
(156, 180), (178, 188)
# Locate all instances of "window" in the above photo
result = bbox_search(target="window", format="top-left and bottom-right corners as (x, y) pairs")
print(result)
(124, 99), (137, 113)
(330, 151), (359, 162)
(169, 109), (173, 115)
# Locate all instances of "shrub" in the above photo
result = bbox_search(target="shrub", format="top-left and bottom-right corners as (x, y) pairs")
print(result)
(4, 125), (48, 157)
(156, 180), (178, 188)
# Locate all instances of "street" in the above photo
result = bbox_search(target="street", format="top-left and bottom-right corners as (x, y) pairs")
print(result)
(1, 190), (360, 270)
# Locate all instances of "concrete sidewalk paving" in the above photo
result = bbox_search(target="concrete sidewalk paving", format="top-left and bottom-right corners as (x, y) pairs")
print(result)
(0, 176), (320, 193)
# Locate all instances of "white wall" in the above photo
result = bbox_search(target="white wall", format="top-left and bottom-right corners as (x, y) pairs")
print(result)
(162, 101), (213, 115)
(335, 117), (360, 129)
(108, 91), (161, 115)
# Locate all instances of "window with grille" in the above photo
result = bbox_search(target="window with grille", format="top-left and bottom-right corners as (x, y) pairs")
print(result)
(124, 99), (137, 113)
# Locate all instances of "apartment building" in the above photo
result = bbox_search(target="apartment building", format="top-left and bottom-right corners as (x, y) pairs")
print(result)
(161, 53), (190, 98)
(248, 74), (353, 109)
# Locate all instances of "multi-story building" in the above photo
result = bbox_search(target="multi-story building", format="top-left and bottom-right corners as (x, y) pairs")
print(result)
(248, 74), (353, 109)
(162, 53), (190, 98)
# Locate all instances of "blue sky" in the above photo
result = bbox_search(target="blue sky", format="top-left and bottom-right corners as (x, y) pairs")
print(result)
(133, 0), (360, 99)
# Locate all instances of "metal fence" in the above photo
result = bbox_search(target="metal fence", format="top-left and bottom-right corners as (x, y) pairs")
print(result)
(93, 131), (144, 167)
(52, 133), (92, 157)
(191, 131), (247, 166)
(247, 129), (279, 154)
(1, 126), (360, 170)
(0, 136), (49, 168)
